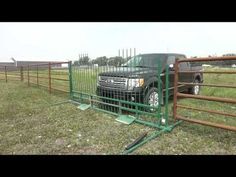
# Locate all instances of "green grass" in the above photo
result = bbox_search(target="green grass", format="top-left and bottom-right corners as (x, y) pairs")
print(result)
(1, 66), (236, 154)
(0, 81), (236, 154)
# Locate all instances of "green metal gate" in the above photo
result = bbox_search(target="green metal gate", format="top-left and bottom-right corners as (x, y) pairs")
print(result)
(68, 54), (181, 153)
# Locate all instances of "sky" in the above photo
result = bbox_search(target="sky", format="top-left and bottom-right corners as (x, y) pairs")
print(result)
(1, 22), (236, 62)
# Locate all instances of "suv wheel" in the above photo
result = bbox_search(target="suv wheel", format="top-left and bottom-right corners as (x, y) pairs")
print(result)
(144, 87), (162, 112)
(189, 79), (200, 95)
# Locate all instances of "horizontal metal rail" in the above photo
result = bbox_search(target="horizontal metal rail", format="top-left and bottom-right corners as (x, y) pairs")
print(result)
(176, 115), (236, 132)
(177, 93), (236, 104)
(4, 75), (20, 78)
(21, 61), (70, 67)
(51, 87), (69, 93)
(50, 77), (69, 81)
(178, 56), (236, 62)
(29, 81), (69, 93)
(90, 98), (158, 117)
(173, 56), (236, 132)
(72, 90), (160, 109)
(27, 75), (48, 80)
(177, 104), (236, 118)
(178, 71), (236, 74)
(178, 82), (236, 89)
(28, 75), (69, 81)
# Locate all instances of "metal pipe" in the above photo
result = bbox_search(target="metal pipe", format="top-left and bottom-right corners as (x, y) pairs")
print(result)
(68, 61), (73, 99)
(165, 64), (169, 125)
(176, 115), (236, 132)
(178, 71), (236, 74)
(177, 93), (236, 104)
(37, 65), (39, 86)
(20, 66), (23, 81)
(173, 61), (179, 121)
(179, 56), (236, 63)
(48, 63), (51, 94)
(178, 82), (236, 89)
(177, 104), (236, 118)
(5, 66), (7, 83)
(27, 65), (29, 86)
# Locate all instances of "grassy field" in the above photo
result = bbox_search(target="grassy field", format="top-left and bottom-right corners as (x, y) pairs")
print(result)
(0, 78), (236, 154)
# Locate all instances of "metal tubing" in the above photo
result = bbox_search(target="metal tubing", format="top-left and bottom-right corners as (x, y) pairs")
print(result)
(177, 93), (236, 104)
(5, 66), (7, 83)
(178, 82), (236, 89)
(176, 115), (236, 132)
(123, 129), (167, 154)
(178, 71), (236, 74)
(37, 65), (39, 86)
(68, 61), (73, 99)
(173, 61), (179, 121)
(27, 65), (29, 86)
(20, 66), (23, 81)
(48, 63), (51, 94)
(165, 64), (169, 125)
(177, 104), (236, 118)
(179, 56), (236, 63)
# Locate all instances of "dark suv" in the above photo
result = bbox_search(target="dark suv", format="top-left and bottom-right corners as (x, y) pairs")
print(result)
(96, 53), (203, 108)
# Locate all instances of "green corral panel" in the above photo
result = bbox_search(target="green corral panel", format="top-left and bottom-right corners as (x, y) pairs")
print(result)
(116, 115), (136, 125)
(77, 104), (91, 111)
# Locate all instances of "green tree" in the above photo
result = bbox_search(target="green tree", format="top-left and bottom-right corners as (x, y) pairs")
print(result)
(79, 56), (90, 65)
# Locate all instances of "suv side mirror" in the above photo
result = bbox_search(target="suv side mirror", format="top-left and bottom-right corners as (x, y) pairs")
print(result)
(169, 64), (174, 70)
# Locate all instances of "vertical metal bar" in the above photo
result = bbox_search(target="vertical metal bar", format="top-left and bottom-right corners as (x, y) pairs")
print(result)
(165, 64), (169, 126)
(173, 60), (179, 121)
(27, 65), (29, 86)
(5, 66), (7, 83)
(157, 59), (162, 120)
(48, 62), (51, 94)
(68, 61), (73, 99)
(134, 48), (136, 56)
(20, 66), (24, 82)
(37, 65), (39, 86)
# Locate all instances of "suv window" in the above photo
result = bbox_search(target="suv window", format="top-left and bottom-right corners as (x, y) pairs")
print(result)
(179, 62), (188, 70)
(167, 56), (176, 65)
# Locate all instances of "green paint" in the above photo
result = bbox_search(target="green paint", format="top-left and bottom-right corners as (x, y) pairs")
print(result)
(69, 63), (181, 154)
(116, 115), (136, 125)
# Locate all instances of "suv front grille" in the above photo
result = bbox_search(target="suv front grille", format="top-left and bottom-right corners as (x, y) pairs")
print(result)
(99, 76), (128, 90)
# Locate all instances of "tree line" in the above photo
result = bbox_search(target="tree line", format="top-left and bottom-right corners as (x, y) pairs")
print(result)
(73, 56), (132, 66)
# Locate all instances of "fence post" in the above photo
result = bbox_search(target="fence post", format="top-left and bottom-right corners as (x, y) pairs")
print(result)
(165, 64), (169, 126)
(27, 65), (30, 86)
(48, 63), (51, 94)
(37, 65), (39, 86)
(20, 66), (23, 81)
(68, 61), (73, 99)
(5, 66), (7, 83)
(173, 60), (179, 122)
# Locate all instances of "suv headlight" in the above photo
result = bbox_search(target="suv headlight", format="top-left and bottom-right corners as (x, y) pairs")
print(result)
(127, 78), (144, 90)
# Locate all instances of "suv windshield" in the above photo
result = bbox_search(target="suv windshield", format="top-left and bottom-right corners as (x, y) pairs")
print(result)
(122, 54), (166, 68)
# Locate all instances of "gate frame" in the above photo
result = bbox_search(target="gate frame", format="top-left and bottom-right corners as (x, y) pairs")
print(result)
(173, 56), (236, 132)
(69, 60), (182, 154)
